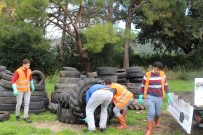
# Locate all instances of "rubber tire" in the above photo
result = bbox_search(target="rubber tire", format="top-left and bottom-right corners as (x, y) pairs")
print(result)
(0, 72), (12, 81)
(0, 111), (10, 122)
(59, 78), (80, 84)
(98, 75), (117, 82)
(31, 70), (45, 85)
(69, 77), (114, 124)
(60, 70), (80, 78)
(97, 67), (117, 75)
(48, 102), (59, 114)
(0, 79), (12, 89)
(62, 67), (77, 71)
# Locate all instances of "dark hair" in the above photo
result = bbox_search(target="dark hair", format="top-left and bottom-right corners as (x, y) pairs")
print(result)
(22, 59), (30, 64)
(104, 79), (112, 85)
(153, 61), (163, 69)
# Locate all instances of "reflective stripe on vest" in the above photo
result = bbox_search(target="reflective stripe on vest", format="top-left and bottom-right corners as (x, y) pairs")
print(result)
(143, 71), (165, 99)
(16, 67), (31, 92)
(111, 83), (133, 108)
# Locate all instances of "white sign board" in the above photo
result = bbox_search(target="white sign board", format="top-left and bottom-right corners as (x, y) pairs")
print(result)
(195, 78), (203, 106)
(168, 93), (194, 134)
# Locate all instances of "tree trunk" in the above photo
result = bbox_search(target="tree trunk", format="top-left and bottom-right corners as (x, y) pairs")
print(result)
(123, 8), (133, 69)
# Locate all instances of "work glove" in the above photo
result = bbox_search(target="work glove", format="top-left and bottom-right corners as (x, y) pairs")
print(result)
(167, 93), (173, 104)
(12, 84), (19, 96)
(83, 117), (88, 123)
(138, 94), (144, 104)
(30, 80), (35, 92)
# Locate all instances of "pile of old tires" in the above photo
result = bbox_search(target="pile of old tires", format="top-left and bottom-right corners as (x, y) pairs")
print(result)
(97, 67), (117, 82)
(0, 65), (49, 114)
(0, 66), (15, 112)
(51, 67), (115, 125)
(49, 67), (81, 114)
(116, 69), (127, 86)
(126, 66), (144, 99)
(29, 70), (49, 113)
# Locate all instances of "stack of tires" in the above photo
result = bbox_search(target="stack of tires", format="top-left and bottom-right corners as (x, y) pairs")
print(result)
(97, 67), (117, 82)
(126, 66), (147, 110)
(28, 70), (49, 114)
(126, 66), (144, 99)
(116, 69), (127, 86)
(0, 66), (15, 111)
(0, 66), (49, 114)
(69, 77), (114, 125)
(49, 67), (81, 114)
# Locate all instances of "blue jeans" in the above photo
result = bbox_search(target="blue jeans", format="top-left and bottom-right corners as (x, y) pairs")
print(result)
(146, 95), (163, 121)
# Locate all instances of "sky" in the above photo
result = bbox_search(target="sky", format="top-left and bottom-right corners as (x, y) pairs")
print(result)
(45, 21), (137, 39)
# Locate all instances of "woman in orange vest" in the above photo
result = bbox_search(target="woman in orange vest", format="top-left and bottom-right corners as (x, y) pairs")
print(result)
(11, 59), (35, 123)
(139, 61), (173, 135)
(104, 79), (134, 129)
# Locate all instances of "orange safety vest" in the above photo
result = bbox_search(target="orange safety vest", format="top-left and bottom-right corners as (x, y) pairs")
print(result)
(143, 71), (166, 99)
(110, 83), (133, 108)
(16, 67), (31, 92)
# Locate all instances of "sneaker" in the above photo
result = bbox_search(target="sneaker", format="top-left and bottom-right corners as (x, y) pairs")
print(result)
(16, 116), (21, 121)
(23, 117), (32, 123)
(100, 128), (106, 133)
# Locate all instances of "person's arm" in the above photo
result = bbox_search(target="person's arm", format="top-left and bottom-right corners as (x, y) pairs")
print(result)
(139, 74), (146, 95)
(11, 71), (19, 84)
(164, 77), (170, 93)
(11, 71), (19, 96)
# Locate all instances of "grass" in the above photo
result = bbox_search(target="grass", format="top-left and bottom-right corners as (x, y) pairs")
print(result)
(1, 72), (197, 135)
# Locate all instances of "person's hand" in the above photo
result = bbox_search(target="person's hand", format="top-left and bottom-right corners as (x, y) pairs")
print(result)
(138, 95), (144, 104)
(12, 84), (19, 96)
(83, 117), (88, 123)
(30, 80), (35, 92)
(167, 93), (173, 104)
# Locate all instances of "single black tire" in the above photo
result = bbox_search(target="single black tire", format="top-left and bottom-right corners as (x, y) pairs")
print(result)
(98, 75), (117, 82)
(57, 106), (80, 124)
(51, 92), (61, 104)
(0, 104), (16, 111)
(97, 67), (117, 75)
(31, 70), (45, 85)
(22, 101), (44, 110)
(62, 67), (77, 71)
(126, 66), (143, 74)
(59, 78), (80, 84)
(0, 66), (6, 72)
(117, 78), (127, 83)
(0, 92), (13, 97)
(117, 72), (126, 79)
(0, 79), (12, 89)
(0, 86), (9, 92)
(29, 108), (46, 114)
(55, 84), (76, 90)
(44, 98), (49, 108)
(0, 111), (10, 122)
(48, 102), (59, 114)
(30, 96), (44, 102)
(34, 85), (45, 91)
(127, 72), (144, 78)
(59, 91), (71, 108)
(5, 70), (13, 75)
(60, 70), (80, 78)
(0, 72), (12, 81)
(129, 78), (143, 83)
(31, 91), (47, 98)
(0, 97), (16, 104)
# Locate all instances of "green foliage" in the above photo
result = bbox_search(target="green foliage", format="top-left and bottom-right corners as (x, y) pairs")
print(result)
(82, 23), (120, 53)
